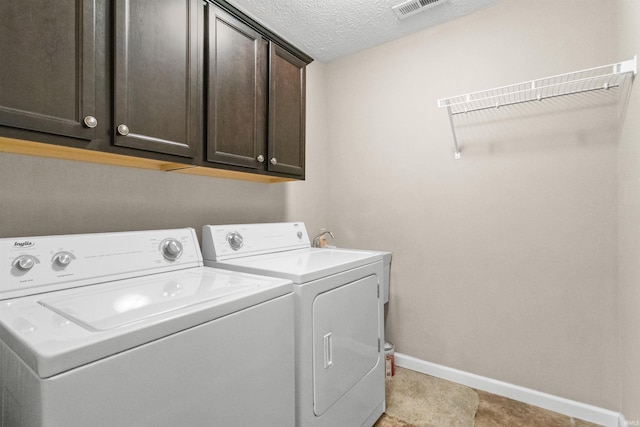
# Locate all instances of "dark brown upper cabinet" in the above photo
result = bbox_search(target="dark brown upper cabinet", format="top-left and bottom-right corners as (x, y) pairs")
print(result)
(0, 0), (312, 182)
(0, 0), (97, 140)
(268, 43), (306, 178)
(205, 2), (310, 179)
(113, 0), (202, 159)
(206, 5), (268, 169)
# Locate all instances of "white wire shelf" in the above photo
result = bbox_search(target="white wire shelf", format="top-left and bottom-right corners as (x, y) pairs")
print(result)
(437, 56), (637, 159)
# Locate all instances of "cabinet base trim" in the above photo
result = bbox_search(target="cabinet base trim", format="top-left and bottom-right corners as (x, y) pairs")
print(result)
(0, 137), (292, 183)
(171, 165), (293, 183)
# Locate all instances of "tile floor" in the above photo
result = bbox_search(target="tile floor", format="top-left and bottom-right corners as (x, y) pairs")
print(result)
(374, 367), (602, 427)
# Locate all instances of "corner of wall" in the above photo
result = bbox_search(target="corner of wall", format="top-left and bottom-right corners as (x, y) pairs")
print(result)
(284, 61), (331, 235)
(616, 0), (640, 421)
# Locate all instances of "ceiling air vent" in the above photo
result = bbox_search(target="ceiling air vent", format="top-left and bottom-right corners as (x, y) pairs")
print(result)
(392, 0), (450, 19)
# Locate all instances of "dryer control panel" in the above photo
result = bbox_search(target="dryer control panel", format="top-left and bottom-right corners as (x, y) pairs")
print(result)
(0, 228), (203, 300)
(202, 222), (311, 261)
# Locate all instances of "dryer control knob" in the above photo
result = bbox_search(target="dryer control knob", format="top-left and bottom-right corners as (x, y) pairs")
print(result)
(227, 232), (244, 251)
(161, 239), (183, 261)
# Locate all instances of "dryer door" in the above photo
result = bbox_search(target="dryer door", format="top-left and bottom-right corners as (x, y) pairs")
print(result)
(312, 274), (380, 416)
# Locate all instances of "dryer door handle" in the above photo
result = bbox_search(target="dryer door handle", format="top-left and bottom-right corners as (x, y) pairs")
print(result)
(323, 332), (333, 369)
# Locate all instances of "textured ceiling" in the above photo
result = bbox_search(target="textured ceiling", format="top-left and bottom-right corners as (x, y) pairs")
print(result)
(226, 0), (500, 62)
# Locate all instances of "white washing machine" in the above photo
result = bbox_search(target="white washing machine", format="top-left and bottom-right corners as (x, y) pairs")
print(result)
(0, 228), (295, 427)
(202, 222), (389, 427)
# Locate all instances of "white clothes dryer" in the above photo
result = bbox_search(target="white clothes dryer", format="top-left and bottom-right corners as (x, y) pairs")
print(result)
(202, 222), (389, 427)
(0, 228), (295, 427)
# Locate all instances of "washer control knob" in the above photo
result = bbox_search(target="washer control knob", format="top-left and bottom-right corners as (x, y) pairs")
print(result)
(161, 239), (183, 260)
(226, 232), (244, 251)
(14, 256), (36, 271)
(54, 252), (73, 267)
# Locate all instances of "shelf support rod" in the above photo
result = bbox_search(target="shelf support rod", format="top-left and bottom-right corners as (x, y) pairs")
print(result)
(446, 106), (461, 159)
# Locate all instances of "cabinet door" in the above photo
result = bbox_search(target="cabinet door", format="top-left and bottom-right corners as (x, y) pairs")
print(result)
(207, 6), (267, 169)
(268, 43), (306, 178)
(114, 0), (201, 158)
(0, 0), (96, 140)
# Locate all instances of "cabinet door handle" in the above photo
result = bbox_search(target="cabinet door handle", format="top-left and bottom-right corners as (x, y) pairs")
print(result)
(270, 157), (278, 165)
(83, 116), (98, 128)
(257, 155), (265, 163)
(117, 124), (130, 136)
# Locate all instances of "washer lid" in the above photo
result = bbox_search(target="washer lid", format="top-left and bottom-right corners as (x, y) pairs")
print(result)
(0, 267), (292, 378)
(38, 271), (260, 331)
(211, 247), (383, 283)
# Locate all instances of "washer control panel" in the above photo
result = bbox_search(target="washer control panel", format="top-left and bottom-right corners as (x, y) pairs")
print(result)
(0, 228), (203, 300)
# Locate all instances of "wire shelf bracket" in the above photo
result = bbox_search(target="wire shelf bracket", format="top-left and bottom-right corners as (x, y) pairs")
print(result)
(437, 56), (637, 159)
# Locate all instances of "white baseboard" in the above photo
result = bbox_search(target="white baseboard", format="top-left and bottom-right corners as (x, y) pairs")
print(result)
(394, 352), (621, 427)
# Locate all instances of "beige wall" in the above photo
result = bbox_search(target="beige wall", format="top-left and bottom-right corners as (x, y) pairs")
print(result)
(617, 0), (640, 422)
(323, 0), (620, 409)
(0, 153), (288, 239)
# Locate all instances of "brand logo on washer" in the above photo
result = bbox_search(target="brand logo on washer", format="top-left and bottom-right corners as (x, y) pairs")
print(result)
(13, 241), (35, 248)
